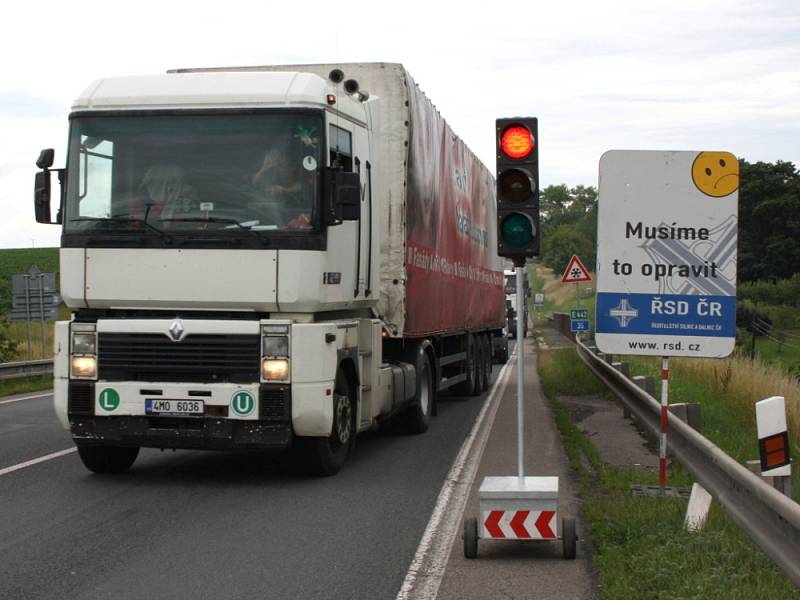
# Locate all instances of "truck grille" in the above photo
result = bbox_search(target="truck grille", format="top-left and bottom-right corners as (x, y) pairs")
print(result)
(98, 333), (260, 383)
(68, 382), (95, 416)
(260, 385), (291, 421)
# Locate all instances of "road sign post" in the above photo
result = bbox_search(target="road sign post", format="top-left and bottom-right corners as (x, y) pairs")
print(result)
(563, 256), (592, 338)
(595, 150), (739, 489)
(8, 266), (60, 359)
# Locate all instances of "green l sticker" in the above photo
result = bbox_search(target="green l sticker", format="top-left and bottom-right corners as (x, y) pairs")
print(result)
(98, 388), (120, 412)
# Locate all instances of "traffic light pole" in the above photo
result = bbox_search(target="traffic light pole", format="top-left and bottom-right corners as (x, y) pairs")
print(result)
(516, 265), (525, 482)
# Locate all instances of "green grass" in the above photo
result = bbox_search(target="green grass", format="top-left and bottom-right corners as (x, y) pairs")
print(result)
(538, 347), (799, 599)
(0, 247), (59, 288)
(0, 248), (62, 361)
(0, 375), (53, 397)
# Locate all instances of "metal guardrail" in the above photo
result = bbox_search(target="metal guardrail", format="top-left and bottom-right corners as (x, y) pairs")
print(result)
(0, 359), (54, 380)
(575, 337), (800, 588)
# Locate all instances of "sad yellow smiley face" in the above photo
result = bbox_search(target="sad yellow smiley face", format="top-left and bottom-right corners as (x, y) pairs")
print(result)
(691, 151), (739, 197)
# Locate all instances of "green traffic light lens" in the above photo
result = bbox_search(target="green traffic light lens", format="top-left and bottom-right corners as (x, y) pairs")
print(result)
(501, 213), (534, 247)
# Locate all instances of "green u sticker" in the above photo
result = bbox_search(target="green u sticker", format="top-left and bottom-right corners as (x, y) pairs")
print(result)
(231, 391), (255, 417)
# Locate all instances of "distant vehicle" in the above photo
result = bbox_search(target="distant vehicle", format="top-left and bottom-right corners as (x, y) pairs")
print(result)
(33, 63), (508, 476)
(504, 268), (529, 339)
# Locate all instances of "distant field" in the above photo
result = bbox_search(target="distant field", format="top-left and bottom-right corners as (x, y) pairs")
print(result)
(0, 247), (60, 361)
(0, 247), (59, 297)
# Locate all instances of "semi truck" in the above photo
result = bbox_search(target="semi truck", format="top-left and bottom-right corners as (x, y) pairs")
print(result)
(33, 63), (507, 476)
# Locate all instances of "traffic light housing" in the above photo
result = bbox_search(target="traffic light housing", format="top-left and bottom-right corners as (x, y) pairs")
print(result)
(496, 117), (539, 265)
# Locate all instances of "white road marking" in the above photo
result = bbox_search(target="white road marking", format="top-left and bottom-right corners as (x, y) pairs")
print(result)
(0, 391), (53, 406)
(396, 347), (516, 600)
(0, 448), (77, 477)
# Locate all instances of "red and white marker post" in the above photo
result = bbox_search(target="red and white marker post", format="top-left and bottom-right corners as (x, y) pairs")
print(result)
(659, 356), (670, 490)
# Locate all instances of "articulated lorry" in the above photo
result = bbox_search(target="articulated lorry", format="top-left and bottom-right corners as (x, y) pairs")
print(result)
(34, 63), (507, 475)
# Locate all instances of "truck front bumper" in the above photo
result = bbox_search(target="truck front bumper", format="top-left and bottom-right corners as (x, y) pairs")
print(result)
(70, 416), (293, 450)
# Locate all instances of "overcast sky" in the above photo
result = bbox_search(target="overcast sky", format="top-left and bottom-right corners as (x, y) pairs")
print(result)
(2, 0), (798, 248)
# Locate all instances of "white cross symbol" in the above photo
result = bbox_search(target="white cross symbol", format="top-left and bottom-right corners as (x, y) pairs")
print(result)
(609, 298), (638, 328)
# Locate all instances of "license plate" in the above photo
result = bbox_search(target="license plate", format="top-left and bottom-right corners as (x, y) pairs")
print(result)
(145, 399), (204, 416)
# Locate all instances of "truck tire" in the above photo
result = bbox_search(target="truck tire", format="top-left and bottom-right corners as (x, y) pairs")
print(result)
(473, 336), (487, 395)
(304, 369), (354, 476)
(480, 335), (491, 391)
(452, 334), (477, 397)
(77, 444), (139, 474)
(403, 344), (434, 434)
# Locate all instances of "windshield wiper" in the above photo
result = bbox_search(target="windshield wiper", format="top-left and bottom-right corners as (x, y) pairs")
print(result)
(70, 216), (174, 244)
(160, 217), (271, 246)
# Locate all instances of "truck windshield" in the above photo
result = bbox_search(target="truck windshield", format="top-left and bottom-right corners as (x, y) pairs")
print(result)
(64, 112), (323, 239)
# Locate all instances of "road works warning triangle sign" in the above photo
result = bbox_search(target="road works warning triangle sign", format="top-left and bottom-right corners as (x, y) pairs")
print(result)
(561, 255), (592, 283)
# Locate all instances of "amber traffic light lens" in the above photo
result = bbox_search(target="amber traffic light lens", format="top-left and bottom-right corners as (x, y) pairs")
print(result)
(500, 125), (534, 159)
(499, 169), (533, 203)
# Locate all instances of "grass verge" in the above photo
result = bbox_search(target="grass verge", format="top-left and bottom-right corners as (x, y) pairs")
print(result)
(539, 347), (800, 599)
(0, 374), (53, 398)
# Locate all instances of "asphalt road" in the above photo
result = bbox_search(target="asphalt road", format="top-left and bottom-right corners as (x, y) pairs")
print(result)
(0, 364), (503, 600)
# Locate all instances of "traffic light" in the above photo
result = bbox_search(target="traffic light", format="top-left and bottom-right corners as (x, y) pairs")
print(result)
(495, 117), (539, 264)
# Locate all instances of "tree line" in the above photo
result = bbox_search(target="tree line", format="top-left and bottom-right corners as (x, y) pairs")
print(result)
(536, 159), (800, 287)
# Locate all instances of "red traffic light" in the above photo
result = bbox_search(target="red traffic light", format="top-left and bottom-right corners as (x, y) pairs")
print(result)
(500, 125), (534, 159)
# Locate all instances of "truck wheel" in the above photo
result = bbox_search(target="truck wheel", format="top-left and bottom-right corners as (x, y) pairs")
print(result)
(305, 370), (354, 476)
(480, 336), (491, 391)
(403, 345), (434, 434)
(453, 335), (477, 397)
(464, 517), (478, 558)
(562, 516), (577, 560)
(77, 444), (139, 474)
(473, 336), (487, 395)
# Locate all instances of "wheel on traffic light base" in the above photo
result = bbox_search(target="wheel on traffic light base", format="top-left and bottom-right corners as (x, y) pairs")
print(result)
(463, 517), (478, 559)
(562, 516), (577, 560)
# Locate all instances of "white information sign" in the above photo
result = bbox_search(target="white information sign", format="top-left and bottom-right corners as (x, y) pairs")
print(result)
(595, 150), (738, 357)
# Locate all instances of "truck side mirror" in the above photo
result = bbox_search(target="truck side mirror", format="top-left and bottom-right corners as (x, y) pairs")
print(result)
(324, 168), (361, 225)
(33, 148), (62, 224)
(37, 148), (55, 170)
(34, 170), (52, 223)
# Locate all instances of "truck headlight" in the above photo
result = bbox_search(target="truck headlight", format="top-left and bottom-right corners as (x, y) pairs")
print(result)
(262, 359), (289, 381)
(71, 327), (97, 379)
(72, 356), (97, 378)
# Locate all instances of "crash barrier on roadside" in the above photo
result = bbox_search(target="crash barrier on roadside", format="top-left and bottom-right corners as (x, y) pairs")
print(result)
(574, 337), (800, 589)
(0, 359), (53, 380)
(551, 313), (576, 342)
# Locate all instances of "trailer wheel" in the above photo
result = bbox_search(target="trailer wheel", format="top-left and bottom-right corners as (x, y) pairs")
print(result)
(562, 516), (577, 560)
(403, 345), (434, 434)
(304, 369), (353, 476)
(480, 335), (491, 391)
(464, 517), (478, 559)
(77, 444), (139, 474)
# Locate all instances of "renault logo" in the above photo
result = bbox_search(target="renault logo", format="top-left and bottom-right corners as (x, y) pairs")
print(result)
(168, 318), (185, 342)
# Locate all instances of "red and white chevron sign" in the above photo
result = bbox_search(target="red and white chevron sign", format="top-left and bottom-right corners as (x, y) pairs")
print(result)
(482, 510), (557, 539)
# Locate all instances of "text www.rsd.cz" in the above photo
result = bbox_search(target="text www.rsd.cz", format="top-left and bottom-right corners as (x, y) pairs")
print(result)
(628, 341), (701, 351)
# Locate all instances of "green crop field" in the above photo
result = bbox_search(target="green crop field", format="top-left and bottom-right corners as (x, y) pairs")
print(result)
(0, 247), (60, 363)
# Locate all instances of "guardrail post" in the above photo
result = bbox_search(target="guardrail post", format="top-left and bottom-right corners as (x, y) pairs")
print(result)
(630, 375), (655, 420)
(612, 361), (630, 378)
(686, 403), (702, 433)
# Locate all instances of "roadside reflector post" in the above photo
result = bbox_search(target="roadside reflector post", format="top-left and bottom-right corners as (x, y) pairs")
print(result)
(756, 396), (793, 500)
(659, 356), (670, 493)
